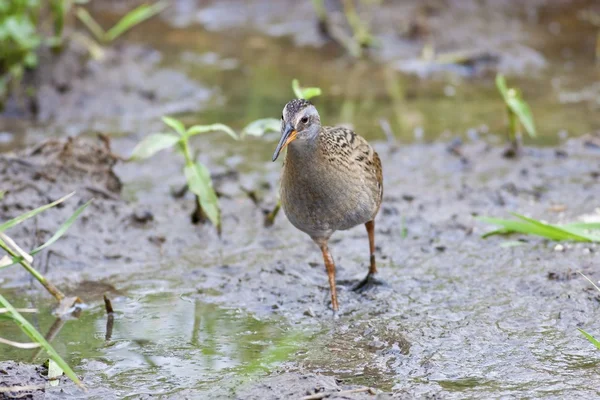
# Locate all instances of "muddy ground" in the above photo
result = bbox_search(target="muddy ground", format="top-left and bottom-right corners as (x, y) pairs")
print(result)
(1, 0), (600, 398)
(1, 132), (599, 398)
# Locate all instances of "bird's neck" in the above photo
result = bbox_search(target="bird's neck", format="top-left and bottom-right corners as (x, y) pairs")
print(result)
(286, 136), (320, 166)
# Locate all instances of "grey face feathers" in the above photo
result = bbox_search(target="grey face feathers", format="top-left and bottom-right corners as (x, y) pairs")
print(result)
(282, 99), (321, 134)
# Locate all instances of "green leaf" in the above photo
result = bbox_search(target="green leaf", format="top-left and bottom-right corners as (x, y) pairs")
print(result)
(0, 192), (75, 232)
(184, 162), (220, 229)
(0, 295), (84, 388)
(301, 87), (322, 100)
(495, 74), (536, 138)
(76, 7), (106, 42)
(105, 1), (168, 42)
(186, 123), (238, 140)
(578, 328), (600, 351)
(242, 118), (281, 138)
(495, 74), (509, 101)
(292, 79), (322, 100)
(162, 116), (186, 136)
(506, 96), (536, 138)
(130, 133), (180, 160)
(292, 79), (303, 99)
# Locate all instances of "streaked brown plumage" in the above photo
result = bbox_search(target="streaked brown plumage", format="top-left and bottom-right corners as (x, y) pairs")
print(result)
(272, 99), (383, 313)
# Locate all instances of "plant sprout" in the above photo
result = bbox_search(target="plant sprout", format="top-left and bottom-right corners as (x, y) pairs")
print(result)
(130, 116), (237, 233)
(76, 1), (168, 44)
(0, 192), (92, 388)
(495, 74), (536, 156)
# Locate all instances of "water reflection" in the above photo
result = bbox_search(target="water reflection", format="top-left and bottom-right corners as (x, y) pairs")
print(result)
(0, 290), (307, 394)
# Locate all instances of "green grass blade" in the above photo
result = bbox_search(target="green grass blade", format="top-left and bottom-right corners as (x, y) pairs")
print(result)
(76, 7), (106, 42)
(186, 124), (239, 140)
(0, 192), (75, 232)
(130, 133), (180, 160)
(477, 216), (568, 240)
(184, 162), (220, 229)
(31, 199), (93, 254)
(0, 294), (84, 388)
(579, 272), (600, 294)
(578, 328), (600, 351)
(0, 200), (92, 270)
(511, 213), (594, 241)
(162, 116), (186, 136)
(563, 222), (600, 230)
(106, 1), (168, 41)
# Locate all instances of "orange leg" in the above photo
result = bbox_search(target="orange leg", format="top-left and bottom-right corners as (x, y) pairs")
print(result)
(319, 241), (339, 312)
(353, 220), (383, 292)
(366, 220), (377, 275)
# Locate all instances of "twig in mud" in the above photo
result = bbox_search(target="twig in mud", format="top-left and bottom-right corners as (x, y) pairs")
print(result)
(0, 337), (41, 349)
(264, 200), (281, 227)
(86, 185), (119, 200)
(0, 307), (38, 313)
(301, 386), (376, 400)
(103, 294), (114, 314)
(0, 238), (66, 302)
(0, 385), (46, 393)
(104, 295), (114, 341)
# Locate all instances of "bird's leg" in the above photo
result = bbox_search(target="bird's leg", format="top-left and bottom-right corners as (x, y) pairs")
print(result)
(366, 219), (377, 275)
(353, 220), (385, 292)
(318, 241), (339, 312)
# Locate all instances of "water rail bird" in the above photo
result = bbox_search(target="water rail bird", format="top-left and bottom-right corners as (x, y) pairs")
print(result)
(272, 99), (384, 313)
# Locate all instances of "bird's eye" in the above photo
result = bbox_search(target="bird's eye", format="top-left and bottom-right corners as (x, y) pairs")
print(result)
(301, 117), (309, 124)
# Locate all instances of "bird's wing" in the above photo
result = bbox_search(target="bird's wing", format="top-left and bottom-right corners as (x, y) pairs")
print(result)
(321, 126), (383, 202)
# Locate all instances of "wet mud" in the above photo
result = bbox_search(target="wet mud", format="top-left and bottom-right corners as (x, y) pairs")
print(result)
(1, 0), (600, 398)
(1, 133), (599, 398)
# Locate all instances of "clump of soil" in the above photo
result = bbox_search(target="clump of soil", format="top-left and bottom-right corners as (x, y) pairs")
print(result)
(0, 361), (63, 400)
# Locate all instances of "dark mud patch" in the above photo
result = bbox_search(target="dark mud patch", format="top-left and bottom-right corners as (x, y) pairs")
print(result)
(3, 42), (211, 134)
(1, 135), (600, 398)
(0, 136), (207, 289)
(235, 372), (383, 399)
(0, 361), (68, 400)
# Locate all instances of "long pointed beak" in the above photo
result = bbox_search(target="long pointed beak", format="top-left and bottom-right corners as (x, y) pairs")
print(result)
(272, 123), (297, 161)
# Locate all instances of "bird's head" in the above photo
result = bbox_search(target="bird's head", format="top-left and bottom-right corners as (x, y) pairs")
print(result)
(272, 99), (321, 161)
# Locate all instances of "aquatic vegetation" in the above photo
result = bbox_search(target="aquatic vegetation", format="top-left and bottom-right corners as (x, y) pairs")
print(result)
(0, 295), (83, 388)
(308, 0), (377, 57)
(292, 78), (322, 100)
(0, 0), (65, 102)
(495, 74), (537, 156)
(0, 192), (91, 388)
(131, 116), (237, 232)
(76, 1), (168, 44)
(478, 213), (600, 242)
(0, 192), (92, 299)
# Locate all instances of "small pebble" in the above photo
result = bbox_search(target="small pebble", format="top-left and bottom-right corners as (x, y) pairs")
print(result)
(554, 244), (565, 252)
(303, 308), (316, 318)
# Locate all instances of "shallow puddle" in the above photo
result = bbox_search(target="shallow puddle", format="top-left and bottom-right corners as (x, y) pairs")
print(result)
(0, 287), (309, 397)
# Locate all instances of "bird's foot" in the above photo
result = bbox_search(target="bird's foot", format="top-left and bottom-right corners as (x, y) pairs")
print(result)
(352, 273), (387, 293)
